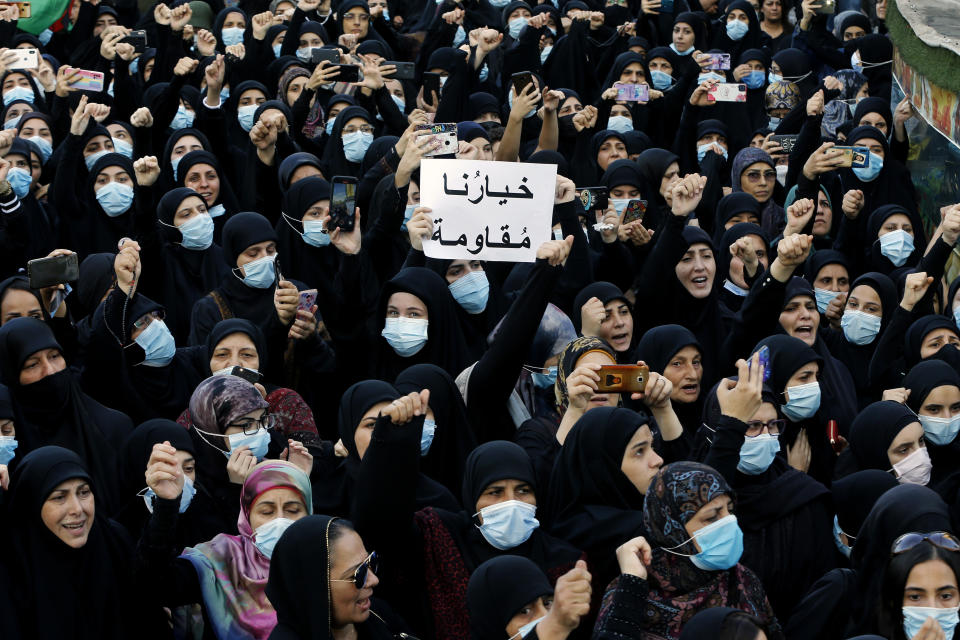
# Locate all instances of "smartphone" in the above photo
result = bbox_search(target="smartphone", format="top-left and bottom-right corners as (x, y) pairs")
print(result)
(511, 71), (535, 99)
(750, 345), (771, 382)
(311, 47), (340, 65)
(65, 68), (105, 92)
(770, 134), (798, 153)
(833, 146), (870, 168)
(330, 176), (358, 232)
(621, 200), (647, 225)
(422, 72), (441, 106)
(382, 60), (414, 80)
(704, 52), (731, 71)
(814, 0), (835, 14)
(298, 289), (318, 312)
(9, 47), (37, 70)
(659, 0), (674, 12)
(578, 187), (608, 212)
(415, 123), (458, 157)
(0, 1), (30, 17)
(614, 82), (649, 102)
(707, 83), (747, 103)
(596, 365), (650, 393)
(220, 365), (262, 384)
(333, 64), (363, 83)
(27, 253), (79, 289)
(119, 30), (147, 53)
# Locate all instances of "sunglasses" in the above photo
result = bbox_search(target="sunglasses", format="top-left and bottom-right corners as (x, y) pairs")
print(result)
(892, 532), (960, 555)
(331, 551), (379, 588)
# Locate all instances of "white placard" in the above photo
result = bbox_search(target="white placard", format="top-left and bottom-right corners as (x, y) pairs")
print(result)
(420, 159), (556, 262)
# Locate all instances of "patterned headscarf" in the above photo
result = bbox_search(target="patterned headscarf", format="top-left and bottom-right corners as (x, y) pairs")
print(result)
(643, 461), (732, 549)
(181, 461), (313, 640)
(189, 375), (269, 435)
(554, 336), (617, 412)
(765, 80), (800, 111)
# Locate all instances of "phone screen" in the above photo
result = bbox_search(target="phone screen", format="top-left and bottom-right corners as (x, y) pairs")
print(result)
(331, 178), (357, 232)
(335, 64), (361, 83)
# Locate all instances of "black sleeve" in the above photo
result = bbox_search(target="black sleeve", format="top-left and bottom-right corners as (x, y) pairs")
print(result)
(591, 574), (650, 639)
(135, 495), (203, 607)
(868, 305), (912, 390)
(703, 414), (749, 486)
(719, 269), (789, 376)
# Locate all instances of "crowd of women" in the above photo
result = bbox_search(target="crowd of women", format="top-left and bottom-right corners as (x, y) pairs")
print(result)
(0, 0), (956, 637)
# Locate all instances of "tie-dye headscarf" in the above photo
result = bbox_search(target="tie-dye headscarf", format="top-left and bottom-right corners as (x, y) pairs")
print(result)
(181, 460), (313, 639)
(554, 336), (617, 412)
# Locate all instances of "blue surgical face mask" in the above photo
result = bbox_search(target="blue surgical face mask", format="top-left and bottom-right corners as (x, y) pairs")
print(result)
(508, 90), (537, 119)
(95, 181), (135, 217)
(737, 433), (780, 475)
(489, 0), (510, 6)
(454, 25), (467, 46)
(540, 45), (553, 65)
(84, 149), (110, 171)
(130, 57), (140, 74)
(508, 16), (528, 38)
(29, 136), (52, 163)
(852, 151), (883, 182)
(254, 516), (295, 559)
(669, 42), (693, 55)
(302, 219), (331, 247)
(903, 607), (960, 640)
(841, 309), (882, 345)
(726, 18), (749, 40)
(449, 270), (490, 314)
(171, 155), (184, 180)
(342, 130), (374, 163)
(610, 198), (631, 215)
(237, 104), (258, 132)
(401, 203), (416, 231)
(0, 435), (17, 465)
(850, 52), (863, 74)
(220, 86), (230, 103)
(135, 318), (176, 367)
(226, 426), (271, 460)
(475, 499), (539, 550)
(532, 365), (557, 389)
(391, 93), (406, 113)
(325, 119), (336, 135)
(420, 418), (436, 456)
(833, 515), (852, 558)
(607, 115), (633, 133)
(297, 47), (313, 62)
(723, 280), (749, 297)
(6, 167), (32, 198)
(878, 229), (914, 267)
(768, 71), (783, 84)
(3, 115), (19, 130)
(698, 72), (725, 85)
(273, 43), (283, 58)
(697, 142), (728, 163)
(919, 414), (960, 446)
(953, 304), (960, 331)
(479, 64), (489, 82)
(665, 514), (744, 571)
(743, 70), (765, 89)
(511, 616), (546, 640)
(2, 86), (34, 106)
(38, 28), (53, 45)
(177, 213), (215, 250)
(382, 7), (390, 19)
(767, 116), (781, 131)
(170, 105), (196, 130)
(814, 288), (838, 314)
(112, 137), (133, 158)
(237, 253), (277, 289)
(382, 317), (429, 356)
(651, 70), (673, 90)
(221, 26), (245, 47)
(208, 203), (226, 218)
(143, 474), (196, 514)
(781, 381), (821, 421)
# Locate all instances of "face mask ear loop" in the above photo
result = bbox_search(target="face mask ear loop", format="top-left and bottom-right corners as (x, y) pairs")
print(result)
(194, 425), (229, 454)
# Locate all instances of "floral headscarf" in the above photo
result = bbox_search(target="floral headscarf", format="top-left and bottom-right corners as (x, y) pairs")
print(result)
(643, 461), (732, 549)
(181, 460), (313, 640)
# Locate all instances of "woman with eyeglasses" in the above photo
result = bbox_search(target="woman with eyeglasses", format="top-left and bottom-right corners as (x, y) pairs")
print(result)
(697, 355), (835, 620)
(730, 147), (784, 239)
(185, 375), (313, 534)
(267, 515), (415, 639)
(137, 457), (313, 639)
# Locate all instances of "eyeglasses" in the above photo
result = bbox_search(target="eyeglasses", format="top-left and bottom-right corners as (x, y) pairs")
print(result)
(227, 412), (276, 435)
(132, 310), (164, 331)
(744, 170), (777, 183)
(606, 0), (628, 5)
(331, 551), (378, 588)
(745, 419), (785, 437)
(892, 532), (960, 555)
(343, 12), (369, 21)
(342, 125), (375, 135)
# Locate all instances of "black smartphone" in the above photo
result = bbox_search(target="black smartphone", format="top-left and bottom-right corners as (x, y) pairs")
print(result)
(27, 254), (79, 289)
(814, 0), (835, 14)
(333, 64), (363, 83)
(311, 47), (340, 65)
(578, 187), (608, 212)
(383, 60), (415, 80)
(422, 72), (441, 106)
(120, 30), (148, 53)
(330, 176), (358, 232)
(511, 71), (535, 97)
(770, 134), (798, 153)
(230, 366), (262, 384)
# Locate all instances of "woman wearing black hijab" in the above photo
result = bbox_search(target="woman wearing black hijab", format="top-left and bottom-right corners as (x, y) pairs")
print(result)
(0, 317), (131, 512)
(712, 1), (769, 65)
(770, 48), (817, 100)
(5, 446), (166, 639)
(840, 401), (929, 485)
(634, 148), (680, 237)
(133, 187), (230, 343)
(572, 281), (635, 360)
(716, 222), (769, 312)
(902, 360), (960, 487)
(0, 275), (78, 362)
(175, 149), (243, 241)
(395, 363), (478, 500)
(546, 406), (663, 591)
(320, 105), (377, 179)
(820, 272), (896, 408)
(849, 33), (893, 101)
(636, 324), (706, 436)
(831, 469), (899, 561)
(712, 192), (763, 245)
(352, 436), (581, 639)
(804, 249), (851, 316)
(678, 607), (772, 639)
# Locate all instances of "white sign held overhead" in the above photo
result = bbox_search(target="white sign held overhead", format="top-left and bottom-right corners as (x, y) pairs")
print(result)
(419, 158), (556, 262)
